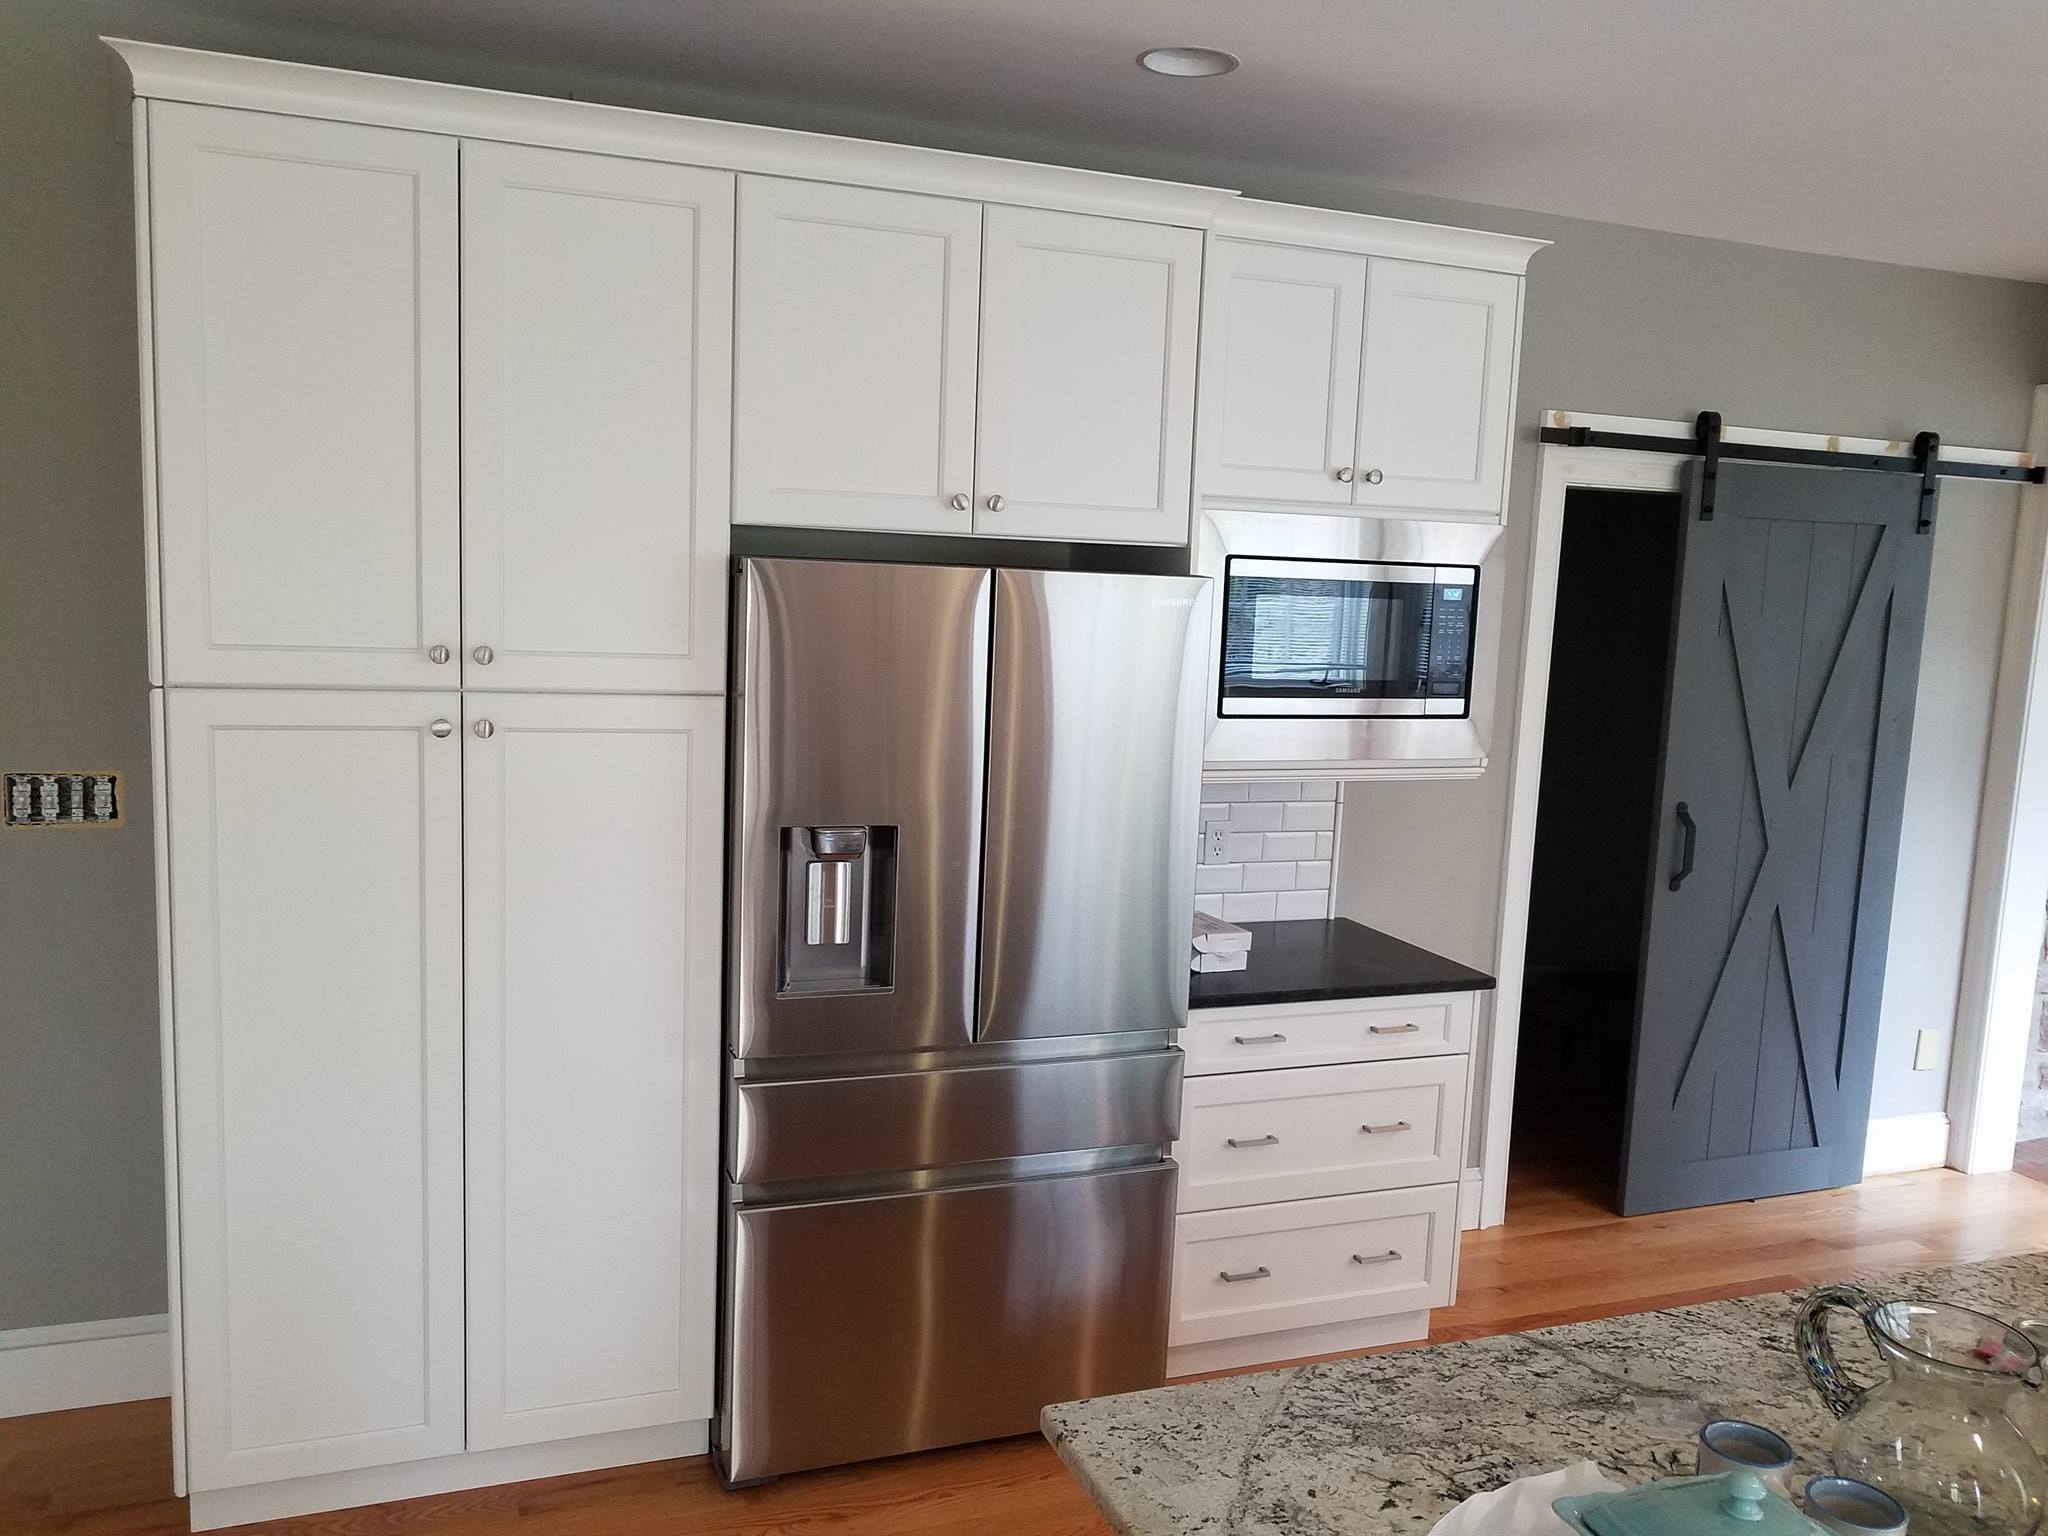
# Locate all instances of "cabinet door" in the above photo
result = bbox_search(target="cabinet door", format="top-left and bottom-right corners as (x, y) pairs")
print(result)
(462, 144), (732, 694)
(164, 689), (464, 1489)
(1197, 239), (1367, 506)
(149, 104), (459, 687)
(734, 176), (980, 533)
(1354, 260), (1520, 516)
(463, 693), (724, 1448)
(974, 208), (1201, 544)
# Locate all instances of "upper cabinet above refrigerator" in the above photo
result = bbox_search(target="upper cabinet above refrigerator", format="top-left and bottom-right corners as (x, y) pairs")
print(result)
(733, 176), (1202, 546)
(1197, 204), (1543, 525)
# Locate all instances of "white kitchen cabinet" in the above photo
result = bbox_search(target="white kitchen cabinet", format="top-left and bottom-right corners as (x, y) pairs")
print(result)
(974, 207), (1201, 544)
(1198, 240), (1366, 506)
(163, 689), (465, 1489)
(734, 176), (981, 533)
(1198, 238), (1523, 520)
(1353, 260), (1520, 516)
(462, 693), (723, 1448)
(461, 144), (733, 694)
(149, 104), (460, 687)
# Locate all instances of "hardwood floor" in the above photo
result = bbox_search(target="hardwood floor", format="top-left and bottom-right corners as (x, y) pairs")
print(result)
(7, 1164), (2045, 1536)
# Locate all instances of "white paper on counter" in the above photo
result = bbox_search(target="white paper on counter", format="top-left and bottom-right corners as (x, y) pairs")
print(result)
(1425, 1461), (1625, 1536)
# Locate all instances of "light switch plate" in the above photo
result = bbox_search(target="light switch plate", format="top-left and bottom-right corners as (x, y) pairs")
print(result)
(1913, 1028), (1941, 1072)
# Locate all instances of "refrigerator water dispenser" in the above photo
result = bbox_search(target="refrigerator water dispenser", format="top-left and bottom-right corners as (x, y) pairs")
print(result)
(778, 825), (896, 994)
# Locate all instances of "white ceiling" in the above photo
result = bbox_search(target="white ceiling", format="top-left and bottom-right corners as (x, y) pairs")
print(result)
(167, 0), (2048, 281)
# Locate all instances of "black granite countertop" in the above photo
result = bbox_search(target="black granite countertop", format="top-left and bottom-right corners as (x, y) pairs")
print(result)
(1188, 917), (1495, 1010)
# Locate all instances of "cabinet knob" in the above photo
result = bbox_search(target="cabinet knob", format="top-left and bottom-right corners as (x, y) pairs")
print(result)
(427, 644), (451, 665)
(1361, 467), (1385, 485)
(473, 719), (496, 740)
(472, 645), (495, 665)
(985, 494), (1005, 513)
(1334, 466), (1355, 483)
(949, 492), (970, 512)
(429, 719), (454, 738)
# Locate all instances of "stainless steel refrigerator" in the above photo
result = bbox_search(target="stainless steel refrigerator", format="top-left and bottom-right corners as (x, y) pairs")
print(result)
(717, 557), (1212, 1484)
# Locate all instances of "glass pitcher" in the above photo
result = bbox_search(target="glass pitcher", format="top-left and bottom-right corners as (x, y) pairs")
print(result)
(1797, 1284), (2045, 1535)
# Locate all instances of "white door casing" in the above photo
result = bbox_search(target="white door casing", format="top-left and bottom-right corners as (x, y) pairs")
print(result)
(733, 176), (981, 533)
(164, 689), (465, 1488)
(149, 104), (459, 687)
(462, 693), (724, 1448)
(974, 207), (1201, 544)
(461, 144), (732, 695)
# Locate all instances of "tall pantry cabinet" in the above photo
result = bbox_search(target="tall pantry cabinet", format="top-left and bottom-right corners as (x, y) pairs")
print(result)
(141, 100), (728, 1521)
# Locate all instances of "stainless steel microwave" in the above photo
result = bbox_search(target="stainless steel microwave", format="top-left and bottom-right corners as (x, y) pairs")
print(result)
(1196, 509), (1504, 777)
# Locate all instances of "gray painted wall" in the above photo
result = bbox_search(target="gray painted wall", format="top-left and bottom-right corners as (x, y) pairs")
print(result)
(6, 0), (2045, 1330)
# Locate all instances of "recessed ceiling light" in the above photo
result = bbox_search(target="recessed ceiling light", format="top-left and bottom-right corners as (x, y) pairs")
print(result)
(1137, 46), (1240, 79)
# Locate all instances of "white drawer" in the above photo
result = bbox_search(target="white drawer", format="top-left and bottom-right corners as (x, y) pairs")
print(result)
(1170, 1183), (1458, 1346)
(1176, 1056), (1467, 1211)
(1183, 991), (1476, 1075)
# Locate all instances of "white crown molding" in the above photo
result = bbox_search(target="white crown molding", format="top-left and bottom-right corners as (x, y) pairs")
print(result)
(102, 38), (1238, 228)
(1213, 198), (1548, 274)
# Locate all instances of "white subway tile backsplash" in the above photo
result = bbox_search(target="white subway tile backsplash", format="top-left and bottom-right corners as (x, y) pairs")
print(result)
(1274, 888), (1333, 920)
(1241, 861), (1297, 892)
(1222, 890), (1278, 922)
(1197, 775), (1345, 923)
(1247, 780), (1302, 801)
(1281, 800), (1337, 832)
(1261, 831), (1317, 861)
(1227, 801), (1283, 832)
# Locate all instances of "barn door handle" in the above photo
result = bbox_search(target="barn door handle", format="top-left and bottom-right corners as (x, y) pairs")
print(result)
(1670, 802), (1698, 891)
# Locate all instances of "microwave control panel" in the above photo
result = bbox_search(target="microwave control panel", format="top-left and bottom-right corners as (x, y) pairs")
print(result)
(1426, 582), (1476, 696)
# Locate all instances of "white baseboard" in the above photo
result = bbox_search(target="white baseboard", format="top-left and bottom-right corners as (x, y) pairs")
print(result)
(0, 1314), (170, 1419)
(1864, 1111), (1954, 1177)
(188, 1419), (708, 1531)
(1458, 1167), (1483, 1231)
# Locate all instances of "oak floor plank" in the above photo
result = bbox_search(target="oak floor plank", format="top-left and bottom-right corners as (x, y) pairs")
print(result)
(5, 1163), (2044, 1535)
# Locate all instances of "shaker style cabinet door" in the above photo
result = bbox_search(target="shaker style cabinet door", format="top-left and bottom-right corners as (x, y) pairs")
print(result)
(461, 144), (733, 694)
(163, 689), (465, 1489)
(733, 176), (980, 534)
(973, 207), (1201, 545)
(462, 693), (724, 1448)
(1197, 239), (1367, 507)
(1353, 259), (1520, 517)
(148, 104), (460, 687)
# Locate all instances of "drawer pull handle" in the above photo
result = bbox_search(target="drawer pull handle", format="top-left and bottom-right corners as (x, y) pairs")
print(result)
(1360, 1120), (1412, 1135)
(1369, 1022), (1421, 1035)
(1219, 1266), (1272, 1284)
(1232, 1032), (1287, 1045)
(1225, 1134), (1280, 1149)
(1351, 1250), (1402, 1266)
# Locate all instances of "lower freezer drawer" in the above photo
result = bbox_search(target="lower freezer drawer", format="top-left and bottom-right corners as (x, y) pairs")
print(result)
(719, 1160), (1174, 1483)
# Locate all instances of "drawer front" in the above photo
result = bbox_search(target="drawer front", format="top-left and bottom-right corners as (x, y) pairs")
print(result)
(1183, 992), (1475, 1075)
(1170, 1183), (1457, 1346)
(1176, 1056), (1466, 1211)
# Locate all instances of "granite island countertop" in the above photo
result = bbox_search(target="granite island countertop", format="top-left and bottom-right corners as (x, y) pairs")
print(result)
(1189, 918), (1495, 1011)
(1044, 1250), (2048, 1536)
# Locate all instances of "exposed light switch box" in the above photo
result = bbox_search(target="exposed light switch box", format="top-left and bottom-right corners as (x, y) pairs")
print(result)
(1913, 1029), (1941, 1071)
(4, 772), (121, 828)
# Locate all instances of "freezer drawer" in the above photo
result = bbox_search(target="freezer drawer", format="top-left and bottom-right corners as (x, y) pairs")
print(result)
(730, 1049), (1182, 1185)
(719, 1161), (1174, 1483)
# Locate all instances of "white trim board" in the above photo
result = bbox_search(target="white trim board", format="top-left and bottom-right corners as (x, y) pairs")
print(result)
(0, 1314), (170, 1419)
(1863, 1113), (1954, 1178)
(1947, 386), (2048, 1174)
(1480, 407), (2038, 1228)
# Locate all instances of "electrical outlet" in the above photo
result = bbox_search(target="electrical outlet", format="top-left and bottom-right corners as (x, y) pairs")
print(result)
(1205, 825), (1229, 864)
(4, 772), (120, 828)
(1913, 1028), (1941, 1072)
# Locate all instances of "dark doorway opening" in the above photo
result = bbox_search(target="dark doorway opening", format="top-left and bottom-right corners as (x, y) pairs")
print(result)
(1511, 488), (1683, 1212)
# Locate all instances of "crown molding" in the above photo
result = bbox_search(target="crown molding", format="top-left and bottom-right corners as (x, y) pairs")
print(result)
(103, 38), (1238, 228)
(1213, 198), (1548, 274)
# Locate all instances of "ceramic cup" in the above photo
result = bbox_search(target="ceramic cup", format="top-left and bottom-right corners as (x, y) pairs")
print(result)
(1696, 1419), (1797, 1491)
(1803, 1475), (1910, 1535)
